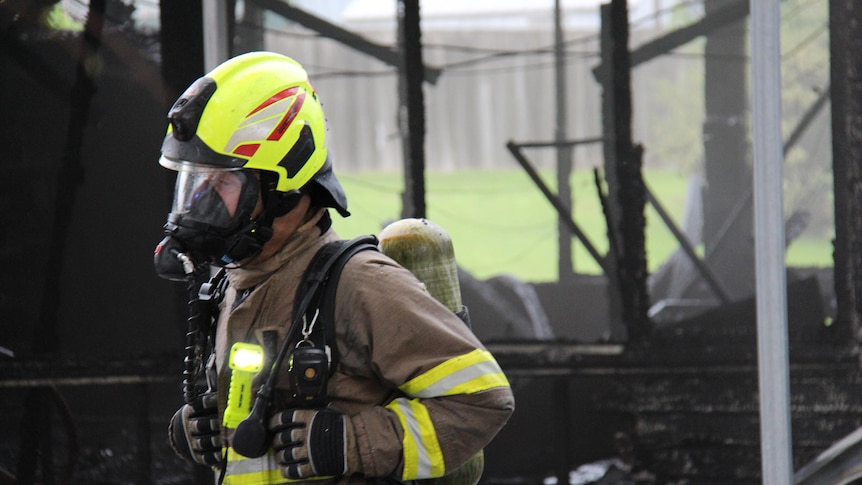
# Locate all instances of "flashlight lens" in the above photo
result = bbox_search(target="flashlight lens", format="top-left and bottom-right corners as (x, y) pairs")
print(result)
(229, 343), (264, 372)
(234, 349), (262, 370)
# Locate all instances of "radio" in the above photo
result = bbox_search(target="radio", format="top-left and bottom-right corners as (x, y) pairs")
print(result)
(288, 341), (330, 408)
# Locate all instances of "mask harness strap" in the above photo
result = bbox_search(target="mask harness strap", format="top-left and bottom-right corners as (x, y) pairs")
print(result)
(218, 176), (303, 265)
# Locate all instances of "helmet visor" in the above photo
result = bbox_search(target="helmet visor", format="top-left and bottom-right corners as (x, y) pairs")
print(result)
(168, 164), (260, 231)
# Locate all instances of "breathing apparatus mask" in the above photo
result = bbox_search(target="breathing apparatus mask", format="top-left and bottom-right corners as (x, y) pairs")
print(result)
(154, 162), (271, 281)
(153, 52), (351, 281)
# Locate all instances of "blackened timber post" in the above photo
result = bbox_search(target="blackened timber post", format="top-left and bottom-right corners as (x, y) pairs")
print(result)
(830, 0), (862, 350)
(599, 1), (651, 343)
(397, 0), (427, 219)
(554, 0), (574, 281)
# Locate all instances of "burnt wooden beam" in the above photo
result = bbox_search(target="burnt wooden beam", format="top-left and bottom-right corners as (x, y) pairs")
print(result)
(795, 426), (862, 484)
(506, 141), (611, 275)
(248, 0), (441, 84)
(599, 1), (651, 343)
(36, 0), (106, 355)
(398, 0), (427, 219)
(159, 0), (204, 99)
(0, 353), (181, 388)
(829, 0), (862, 345)
(644, 184), (732, 305)
(592, 0), (749, 80)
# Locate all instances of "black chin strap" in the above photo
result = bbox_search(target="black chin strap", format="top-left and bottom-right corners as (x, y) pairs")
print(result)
(259, 170), (305, 219)
(220, 173), (301, 264)
(220, 218), (273, 264)
(222, 168), (329, 263)
(268, 190), (305, 218)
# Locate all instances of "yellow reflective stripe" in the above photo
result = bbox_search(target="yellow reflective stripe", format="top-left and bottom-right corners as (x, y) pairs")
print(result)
(399, 349), (510, 398)
(386, 397), (445, 480)
(223, 448), (286, 485)
(223, 447), (332, 484)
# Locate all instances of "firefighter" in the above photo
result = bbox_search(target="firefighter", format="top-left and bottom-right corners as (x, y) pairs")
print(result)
(155, 51), (514, 485)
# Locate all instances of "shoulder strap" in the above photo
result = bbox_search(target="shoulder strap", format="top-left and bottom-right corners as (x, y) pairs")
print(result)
(292, 235), (380, 370)
(318, 235), (379, 369)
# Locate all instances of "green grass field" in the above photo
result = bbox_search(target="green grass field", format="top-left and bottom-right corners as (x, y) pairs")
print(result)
(331, 169), (834, 282)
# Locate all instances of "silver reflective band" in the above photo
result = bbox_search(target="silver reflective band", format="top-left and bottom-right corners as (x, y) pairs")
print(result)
(407, 359), (505, 398)
(391, 398), (435, 478)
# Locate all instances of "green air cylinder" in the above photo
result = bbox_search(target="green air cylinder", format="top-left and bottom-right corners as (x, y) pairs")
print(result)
(379, 218), (483, 485)
(379, 218), (462, 313)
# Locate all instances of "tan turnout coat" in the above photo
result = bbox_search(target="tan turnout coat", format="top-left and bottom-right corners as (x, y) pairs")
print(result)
(214, 209), (515, 485)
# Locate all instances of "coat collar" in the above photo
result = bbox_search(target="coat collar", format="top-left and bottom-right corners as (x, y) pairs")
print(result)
(225, 208), (329, 290)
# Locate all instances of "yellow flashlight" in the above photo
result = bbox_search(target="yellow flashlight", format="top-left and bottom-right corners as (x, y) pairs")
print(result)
(223, 342), (264, 428)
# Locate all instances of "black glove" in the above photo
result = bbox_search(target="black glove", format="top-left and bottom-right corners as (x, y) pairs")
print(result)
(168, 392), (224, 467)
(269, 408), (358, 479)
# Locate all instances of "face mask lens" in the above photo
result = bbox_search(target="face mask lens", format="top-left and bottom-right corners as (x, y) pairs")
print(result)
(191, 172), (244, 217)
(171, 168), (257, 230)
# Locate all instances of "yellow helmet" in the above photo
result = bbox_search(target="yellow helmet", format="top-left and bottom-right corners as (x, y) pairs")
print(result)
(154, 52), (349, 273)
(159, 51), (348, 216)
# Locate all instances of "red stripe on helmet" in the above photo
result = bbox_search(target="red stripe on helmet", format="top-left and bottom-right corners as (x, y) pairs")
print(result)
(248, 86), (300, 117)
(267, 91), (306, 142)
(233, 143), (260, 157)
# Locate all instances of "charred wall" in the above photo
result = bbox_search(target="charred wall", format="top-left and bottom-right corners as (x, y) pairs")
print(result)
(0, 21), (197, 484)
(484, 274), (857, 484)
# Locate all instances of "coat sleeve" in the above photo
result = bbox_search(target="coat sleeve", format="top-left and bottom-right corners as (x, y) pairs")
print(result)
(334, 252), (515, 481)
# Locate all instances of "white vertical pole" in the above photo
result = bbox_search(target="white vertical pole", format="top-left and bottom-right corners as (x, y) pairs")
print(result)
(750, 1), (793, 483)
(203, 0), (230, 72)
